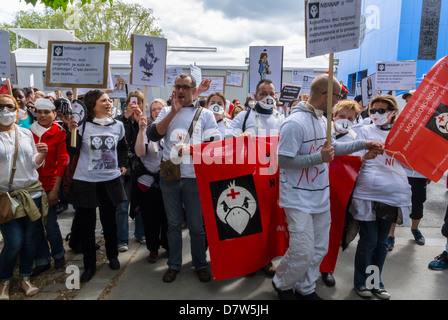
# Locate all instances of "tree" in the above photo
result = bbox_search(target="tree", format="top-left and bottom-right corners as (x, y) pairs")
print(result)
(1, 0), (163, 51)
(24, 0), (112, 11)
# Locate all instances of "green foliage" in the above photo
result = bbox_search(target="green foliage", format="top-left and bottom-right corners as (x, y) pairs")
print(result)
(24, 0), (113, 11)
(1, 0), (163, 51)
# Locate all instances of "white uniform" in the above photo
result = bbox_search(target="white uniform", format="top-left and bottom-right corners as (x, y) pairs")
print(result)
(230, 108), (283, 137)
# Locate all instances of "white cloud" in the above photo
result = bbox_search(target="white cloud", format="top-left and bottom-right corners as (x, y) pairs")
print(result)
(1, 0), (329, 68)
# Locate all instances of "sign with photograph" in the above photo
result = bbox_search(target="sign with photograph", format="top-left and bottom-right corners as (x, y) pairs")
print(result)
(166, 67), (183, 86)
(108, 73), (130, 98)
(305, 0), (362, 58)
(46, 41), (109, 88)
(249, 46), (283, 94)
(361, 73), (376, 107)
(130, 34), (167, 87)
(375, 61), (417, 91)
(0, 30), (10, 78)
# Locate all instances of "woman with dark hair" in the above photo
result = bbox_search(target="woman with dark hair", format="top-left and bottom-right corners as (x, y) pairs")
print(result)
(66, 90), (128, 282)
(0, 94), (48, 300)
(12, 88), (36, 129)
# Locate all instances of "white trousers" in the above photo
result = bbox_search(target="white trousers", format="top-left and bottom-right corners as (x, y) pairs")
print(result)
(273, 208), (331, 295)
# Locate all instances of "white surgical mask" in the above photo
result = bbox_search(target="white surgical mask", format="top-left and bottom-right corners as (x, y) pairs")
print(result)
(248, 101), (256, 108)
(334, 119), (353, 133)
(258, 96), (276, 110)
(0, 109), (17, 126)
(209, 103), (224, 115)
(307, 102), (324, 118)
(18, 108), (27, 118)
(371, 112), (389, 126)
(93, 117), (115, 126)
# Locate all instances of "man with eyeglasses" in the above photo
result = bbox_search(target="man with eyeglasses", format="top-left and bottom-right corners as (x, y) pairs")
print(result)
(272, 74), (384, 300)
(149, 74), (220, 283)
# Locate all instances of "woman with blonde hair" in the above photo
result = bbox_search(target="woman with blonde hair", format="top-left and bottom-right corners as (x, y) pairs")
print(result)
(349, 94), (411, 300)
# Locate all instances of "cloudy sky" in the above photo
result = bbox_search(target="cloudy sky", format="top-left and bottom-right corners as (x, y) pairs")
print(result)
(0, 0), (329, 68)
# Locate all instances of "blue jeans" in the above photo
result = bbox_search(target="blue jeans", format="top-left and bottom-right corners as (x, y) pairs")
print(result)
(160, 177), (208, 271)
(0, 197), (42, 281)
(34, 193), (65, 267)
(354, 218), (392, 289)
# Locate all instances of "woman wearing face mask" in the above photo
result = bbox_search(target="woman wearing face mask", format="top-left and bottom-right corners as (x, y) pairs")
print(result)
(12, 88), (36, 129)
(134, 98), (169, 263)
(0, 94), (48, 300)
(206, 92), (232, 140)
(65, 90), (128, 283)
(244, 96), (256, 110)
(30, 98), (69, 276)
(349, 95), (411, 300)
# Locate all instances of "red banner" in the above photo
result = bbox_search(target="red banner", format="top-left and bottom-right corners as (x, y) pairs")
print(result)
(320, 155), (362, 274)
(385, 55), (448, 182)
(192, 136), (289, 280)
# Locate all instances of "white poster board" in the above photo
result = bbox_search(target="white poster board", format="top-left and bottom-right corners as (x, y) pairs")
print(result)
(42, 70), (71, 91)
(190, 64), (202, 87)
(166, 67), (182, 86)
(131, 34), (167, 87)
(299, 75), (316, 95)
(361, 73), (376, 107)
(0, 30), (10, 78)
(249, 46), (283, 94)
(291, 69), (314, 86)
(375, 61), (417, 91)
(305, 0), (362, 58)
(200, 76), (225, 97)
(46, 41), (109, 88)
(108, 73), (130, 98)
(225, 70), (244, 87)
(1, 53), (17, 85)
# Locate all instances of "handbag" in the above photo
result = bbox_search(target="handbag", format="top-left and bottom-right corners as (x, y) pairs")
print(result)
(0, 127), (19, 225)
(159, 106), (203, 182)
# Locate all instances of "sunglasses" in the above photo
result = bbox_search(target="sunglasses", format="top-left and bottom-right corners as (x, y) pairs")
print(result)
(174, 84), (195, 90)
(0, 104), (17, 112)
(370, 108), (388, 115)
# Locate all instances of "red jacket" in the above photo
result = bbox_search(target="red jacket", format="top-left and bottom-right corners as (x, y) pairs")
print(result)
(32, 122), (69, 191)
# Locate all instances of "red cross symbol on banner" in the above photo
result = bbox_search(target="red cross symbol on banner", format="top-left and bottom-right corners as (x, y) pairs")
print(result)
(226, 189), (240, 199)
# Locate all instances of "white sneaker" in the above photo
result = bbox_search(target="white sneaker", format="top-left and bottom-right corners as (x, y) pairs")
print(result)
(372, 288), (391, 300)
(355, 286), (372, 298)
(118, 244), (128, 252)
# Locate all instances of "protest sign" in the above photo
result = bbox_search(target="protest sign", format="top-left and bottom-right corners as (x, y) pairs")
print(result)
(385, 55), (448, 182)
(249, 46), (283, 94)
(200, 76), (225, 97)
(375, 61), (417, 91)
(361, 73), (376, 107)
(192, 136), (289, 280)
(300, 74), (316, 95)
(280, 84), (301, 104)
(291, 68), (314, 86)
(108, 73), (130, 99)
(190, 64), (202, 88)
(305, 0), (362, 58)
(225, 70), (244, 87)
(46, 41), (109, 88)
(0, 30), (10, 79)
(130, 34), (167, 87)
(165, 67), (182, 86)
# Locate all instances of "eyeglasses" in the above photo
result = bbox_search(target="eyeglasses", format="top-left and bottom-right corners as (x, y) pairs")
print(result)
(151, 107), (163, 112)
(0, 104), (17, 112)
(174, 84), (194, 90)
(322, 91), (343, 100)
(370, 108), (388, 115)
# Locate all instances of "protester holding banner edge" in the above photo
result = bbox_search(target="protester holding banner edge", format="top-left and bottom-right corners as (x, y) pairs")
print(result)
(272, 74), (384, 300)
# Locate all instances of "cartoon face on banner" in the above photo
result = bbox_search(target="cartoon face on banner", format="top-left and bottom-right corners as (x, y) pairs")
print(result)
(425, 103), (448, 140)
(70, 99), (87, 125)
(210, 175), (262, 240)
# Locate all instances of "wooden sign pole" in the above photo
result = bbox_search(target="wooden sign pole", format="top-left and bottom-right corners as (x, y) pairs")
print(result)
(143, 85), (148, 120)
(326, 52), (335, 147)
(6, 78), (12, 95)
(71, 87), (78, 147)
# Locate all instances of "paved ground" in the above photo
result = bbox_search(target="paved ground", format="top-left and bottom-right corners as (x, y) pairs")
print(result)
(1, 174), (447, 304)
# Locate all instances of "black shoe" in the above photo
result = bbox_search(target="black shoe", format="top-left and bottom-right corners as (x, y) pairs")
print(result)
(272, 281), (297, 300)
(295, 291), (324, 300)
(321, 272), (336, 287)
(31, 263), (51, 277)
(109, 258), (120, 270)
(54, 257), (66, 269)
(80, 269), (95, 283)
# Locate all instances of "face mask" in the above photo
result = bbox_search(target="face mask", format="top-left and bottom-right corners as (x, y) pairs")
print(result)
(334, 119), (353, 133)
(0, 109), (17, 126)
(93, 117), (114, 126)
(307, 102), (324, 118)
(209, 104), (224, 115)
(18, 108), (27, 118)
(371, 112), (389, 126)
(248, 101), (256, 108)
(258, 96), (276, 110)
